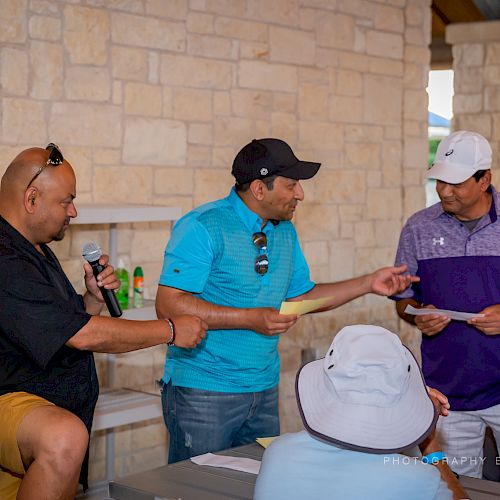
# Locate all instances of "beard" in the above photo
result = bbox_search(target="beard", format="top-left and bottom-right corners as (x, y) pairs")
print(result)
(53, 218), (70, 241)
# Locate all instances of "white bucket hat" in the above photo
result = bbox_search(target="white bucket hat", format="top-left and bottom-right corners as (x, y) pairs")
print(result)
(296, 325), (437, 454)
(427, 130), (492, 184)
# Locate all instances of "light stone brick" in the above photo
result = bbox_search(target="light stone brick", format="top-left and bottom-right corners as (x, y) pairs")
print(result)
(404, 185), (426, 218)
(374, 3), (404, 33)
(255, 119), (271, 137)
(130, 228), (169, 262)
(146, 0), (188, 19)
(2, 98), (47, 144)
(484, 66), (500, 85)
(315, 47), (339, 68)
(404, 45), (429, 65)
(345, 124), (384, 143)
(271, 112), (297, 145)
(405, 4), (423, 26)
(112, 46), (149, 81)
(486, 43), (500, 65)
(214, 16), (268, 42)
(186, 12), (214, 34)
(238, 60), (297, 92)
(187, 34), (236, 60)
(340, 222), (353, 239)
(493, 114), (500, 141)
(30, 0), (59, 15)
(162, 87), (173, 117)
(369, 57), (404, 77)
(384, 125), (402, 140)
(86, 0), (143, 13)
(212, 146), (235, 168)
(64, 5), (109, 65)
(269, 26), (315, 65)
(148, 52), (159, 84)
(453, 94), (482, 114)
(312, 170), (366, 204)
(239, 41), (270, 60)
(231, 89), (272, 119)
(367, 170), (381, 187)
(64, 146), (92, 192)
(299, 7), (315, 30)
(298, 67), (329, 84)
(160, 54), (232, 89)
(1, 48), (28, 96)
(113, 80), (122, 105)
(65, 66), (110, 102)
(0, 0), (27, 43)
(304, 240), (329, 266)
(337, 52), (370, 72)
(173, 88), (212, 121)
(111, 12), (185, 51)
(295, 203), (339, 241)
(354, 221), (376, 247)
(329, 239), (355, 281)
(403, 137), (427, 169)
(363, 74), (402, 125)
(336, 70), (362, 96)
(93, 165), (153, 204)
(188, 123), (213, 145)
(50, 103), (121, 147)
(123, 118), (187, 166)
(339, 204), (363, 222)
(452, 44), (484, 67)
(355, 246), (396, 275)
(93, 148), (121, 165)
(194, 168), (233, 206)
(486, 87), (500, 112)
(251, 0), (299, 27)
(404, 89), (428, 121)
(30, 41), (63, 99)
(455, 66), (483, 94)
(124, 83), (162, 117)
(213, 116), (254, 146)
(317, 12), (355, 50)
(366, 187), (401, 220)
(345, 143), (380, 169)
(213, 91), (231, 115)
(329, 96), (363, 123)
(337, 0), (374, 18)
(29, 15), (61, 40)
(298, 84), (329, 120)
(404, 62), (427, 89)
(299, 121), (343, 150)
(366, 30), (403, 60)
(405, 27), (426, 46)
(273, 92), (296, 114)
(206, 0), (246, 17)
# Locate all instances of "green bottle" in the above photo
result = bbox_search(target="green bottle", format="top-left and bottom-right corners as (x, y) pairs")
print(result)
(115, 259), (129, 310)
(133, 266), (144, 308)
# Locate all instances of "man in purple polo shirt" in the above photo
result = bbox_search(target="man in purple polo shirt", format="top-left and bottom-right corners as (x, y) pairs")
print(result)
(393, 130), (500, 478)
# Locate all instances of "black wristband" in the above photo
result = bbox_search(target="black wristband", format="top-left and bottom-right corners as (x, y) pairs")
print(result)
(166, 318), (176, 346)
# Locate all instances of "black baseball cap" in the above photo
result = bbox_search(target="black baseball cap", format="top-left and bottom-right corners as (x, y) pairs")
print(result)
(231, 138), (321, 185)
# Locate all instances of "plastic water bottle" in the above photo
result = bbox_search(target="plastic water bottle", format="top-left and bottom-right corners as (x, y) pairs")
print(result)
(115, 259), (129, 310)
(133, 266), (144, 308)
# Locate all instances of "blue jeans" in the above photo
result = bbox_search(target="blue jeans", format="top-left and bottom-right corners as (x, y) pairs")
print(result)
(161, 382), (279, 463)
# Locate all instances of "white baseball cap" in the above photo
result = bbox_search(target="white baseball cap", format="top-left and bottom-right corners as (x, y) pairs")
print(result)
(296, 325), (436, 453)
(427, 130), (492, 184)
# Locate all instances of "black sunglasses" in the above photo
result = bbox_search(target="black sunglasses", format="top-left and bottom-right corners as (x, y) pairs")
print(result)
(26, 143), (64, 189)
(252, 231), (269, 275)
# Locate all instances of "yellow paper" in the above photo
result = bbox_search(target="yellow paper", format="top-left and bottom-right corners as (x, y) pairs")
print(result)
(256, 437), (277, 449)
(279, 296), (334, 316)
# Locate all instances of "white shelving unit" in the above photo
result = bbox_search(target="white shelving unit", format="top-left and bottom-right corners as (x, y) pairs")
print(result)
(73, 204), (181, 481)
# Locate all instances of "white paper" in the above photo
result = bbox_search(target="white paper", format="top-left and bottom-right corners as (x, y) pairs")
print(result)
(404, 304), (484, 322)
(190, 452), (261, 475)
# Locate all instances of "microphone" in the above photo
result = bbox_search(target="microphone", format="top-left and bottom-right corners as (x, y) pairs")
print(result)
(82, 242), (123, 317)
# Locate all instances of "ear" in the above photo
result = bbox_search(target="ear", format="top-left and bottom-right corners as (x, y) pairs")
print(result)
(249, 179), (266, 201)
(24, 187), (37, 213)
(480, 170), (492, 192)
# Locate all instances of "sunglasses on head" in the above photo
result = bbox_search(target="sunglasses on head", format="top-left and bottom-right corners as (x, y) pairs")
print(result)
(252, 231), (269, 275)
(26, 143), (64, 190)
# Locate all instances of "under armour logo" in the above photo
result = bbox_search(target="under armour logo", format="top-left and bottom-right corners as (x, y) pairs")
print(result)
(445, 149), (454, 156)
(260, 167), (268, 176)
(432, 237), (444, 246)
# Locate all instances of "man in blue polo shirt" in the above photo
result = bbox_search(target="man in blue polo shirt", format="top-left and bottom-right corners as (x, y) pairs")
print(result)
(393, 131), (500, 478)
(156, 138), (417, 463)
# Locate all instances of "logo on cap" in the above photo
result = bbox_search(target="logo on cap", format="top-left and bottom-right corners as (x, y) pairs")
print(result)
(445, 149), (454, 156)
(260, 167), (268, 176)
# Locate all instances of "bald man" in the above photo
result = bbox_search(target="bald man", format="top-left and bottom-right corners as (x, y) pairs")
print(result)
(0, 144), (207, 500)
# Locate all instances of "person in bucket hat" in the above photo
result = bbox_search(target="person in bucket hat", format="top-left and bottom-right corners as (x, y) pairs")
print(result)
(254, 325), (467, 500)
(393, 130), (500, 478)
(156, 138), (418, 463)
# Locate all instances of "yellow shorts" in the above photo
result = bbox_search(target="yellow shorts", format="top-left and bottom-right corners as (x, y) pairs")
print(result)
(0, 392), (54, 500)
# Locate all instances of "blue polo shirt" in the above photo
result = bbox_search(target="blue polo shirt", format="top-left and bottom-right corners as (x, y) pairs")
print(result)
(393, 186), (500, 411)
(159, 188), (314, 392)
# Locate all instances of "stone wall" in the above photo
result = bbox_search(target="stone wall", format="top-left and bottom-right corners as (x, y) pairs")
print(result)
(0, 0), (430, 483)
(447, 20), (500, 176)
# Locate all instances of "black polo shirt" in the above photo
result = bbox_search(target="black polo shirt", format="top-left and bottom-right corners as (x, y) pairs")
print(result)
(0, 216), (97, 487)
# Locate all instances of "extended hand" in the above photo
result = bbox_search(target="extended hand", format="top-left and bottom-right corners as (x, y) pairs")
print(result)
(172, 315), (208, 348)
(83, 254), (120, 303)
(369, 265), (419, 296)
(427, 386), (450, 417)
(468, 304), (500, 335)
(249, 308), (298, 336)
(415, 304), (450, 336)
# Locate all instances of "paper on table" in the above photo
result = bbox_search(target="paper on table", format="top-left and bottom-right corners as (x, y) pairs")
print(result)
(256, 437), (277, 449)
(279, 296), (334, 316)
(190, 453), (261, 475)
(404, 304), (484, 322)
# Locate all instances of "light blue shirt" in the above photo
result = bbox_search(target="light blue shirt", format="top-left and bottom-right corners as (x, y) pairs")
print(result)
(159, 188), (314, 392)
(254, 431), (453, 500)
